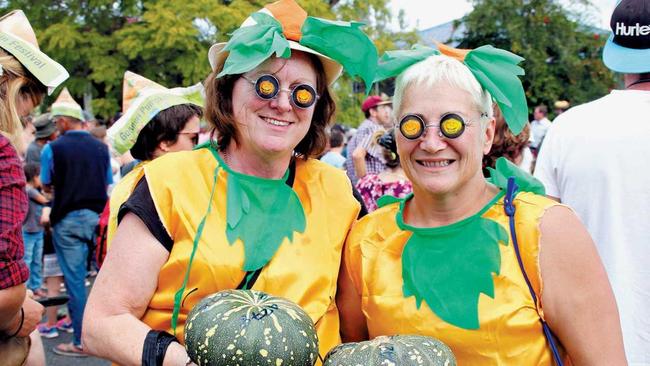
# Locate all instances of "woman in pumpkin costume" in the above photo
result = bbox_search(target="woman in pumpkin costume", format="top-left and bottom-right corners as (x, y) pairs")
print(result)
(83, 0), (375, 364)
(337, 44), (627, 365)
(103, 71), (204, 247)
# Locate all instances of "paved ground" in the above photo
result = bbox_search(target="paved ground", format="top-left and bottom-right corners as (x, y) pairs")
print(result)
(40, 277), (110, 365)
(43, 332), (110, 366)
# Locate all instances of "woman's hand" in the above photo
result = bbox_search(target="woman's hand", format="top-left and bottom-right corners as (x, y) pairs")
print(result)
(163, 342), (197, 366)
(17, 296), (44, 338)
(40, 206), (51, 228)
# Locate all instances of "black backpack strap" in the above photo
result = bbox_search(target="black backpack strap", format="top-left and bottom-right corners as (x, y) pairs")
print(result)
(504, 177), (564, 366)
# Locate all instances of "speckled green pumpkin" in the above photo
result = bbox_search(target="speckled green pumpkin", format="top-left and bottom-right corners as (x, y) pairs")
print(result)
(323, 335), (456, 366)
(184, 289), (319, 366)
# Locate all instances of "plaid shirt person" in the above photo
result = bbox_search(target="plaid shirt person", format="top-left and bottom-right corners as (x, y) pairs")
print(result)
(345, 118), (386, 185)
(0, 134), (29, 290)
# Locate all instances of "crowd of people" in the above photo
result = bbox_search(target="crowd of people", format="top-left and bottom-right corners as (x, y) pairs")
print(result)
(1, 0), (648, 365)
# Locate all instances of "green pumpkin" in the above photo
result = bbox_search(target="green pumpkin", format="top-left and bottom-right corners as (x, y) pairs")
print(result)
(323, 335), (456, 366)
(184, 289), (319, 366)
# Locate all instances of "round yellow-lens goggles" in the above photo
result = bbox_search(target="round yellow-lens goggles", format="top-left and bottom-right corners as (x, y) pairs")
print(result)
(398, 113), (467, 139)
(250, 74), (318, 109)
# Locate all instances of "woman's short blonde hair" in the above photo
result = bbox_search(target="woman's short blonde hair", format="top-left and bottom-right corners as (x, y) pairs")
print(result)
(0, 49), (46, 149)
(392, 54), (494, 127)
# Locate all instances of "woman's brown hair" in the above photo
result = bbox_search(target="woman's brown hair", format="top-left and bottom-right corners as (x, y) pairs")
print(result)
(204, 51), (336, 159)
(482, 104), (531, 176)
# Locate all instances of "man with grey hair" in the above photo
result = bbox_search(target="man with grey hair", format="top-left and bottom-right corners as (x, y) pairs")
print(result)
(534, 0), (650, 363)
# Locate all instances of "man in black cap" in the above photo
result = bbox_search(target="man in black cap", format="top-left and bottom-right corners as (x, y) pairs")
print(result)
(25, 113), (57, 165)
(535, 0), (650, 362)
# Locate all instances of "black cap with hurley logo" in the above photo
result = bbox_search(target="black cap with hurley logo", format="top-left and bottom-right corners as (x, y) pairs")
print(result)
(603, 0), (650, 73)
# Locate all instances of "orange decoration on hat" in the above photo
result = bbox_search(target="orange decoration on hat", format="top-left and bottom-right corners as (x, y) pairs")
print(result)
(122, 71), (165, 113)
(265, 0), (307, 42)
(436, 42), (471, 62)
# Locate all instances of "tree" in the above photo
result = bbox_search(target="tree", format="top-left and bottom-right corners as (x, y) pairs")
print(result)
(330, 0), (418, 127)
(457, 0), (616, 117)
(4, 0), (412, 123)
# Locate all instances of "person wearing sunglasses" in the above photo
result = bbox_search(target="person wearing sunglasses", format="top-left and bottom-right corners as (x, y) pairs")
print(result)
(98, 71), (204, 249)
(82, 0), (377, 365)
(337, 44), (626, 365)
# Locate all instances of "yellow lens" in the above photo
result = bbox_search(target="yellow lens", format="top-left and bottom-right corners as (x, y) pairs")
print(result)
(258, 80), (276, 96)
(441, 117), (463, 137)
(401, 117), (422, 138)
(295, 89), (313, 104)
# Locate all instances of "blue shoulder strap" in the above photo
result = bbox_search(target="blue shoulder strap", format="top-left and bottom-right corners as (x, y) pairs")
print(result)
(504, 177), (564, 366)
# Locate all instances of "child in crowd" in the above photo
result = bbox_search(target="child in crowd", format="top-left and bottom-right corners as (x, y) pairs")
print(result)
(22, 163), (48, 298)
(320, 129), (347, 169)
(37, 229), (72, 338)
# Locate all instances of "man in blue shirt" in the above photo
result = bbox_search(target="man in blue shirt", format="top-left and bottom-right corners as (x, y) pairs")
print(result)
(40, 88), (112, 357)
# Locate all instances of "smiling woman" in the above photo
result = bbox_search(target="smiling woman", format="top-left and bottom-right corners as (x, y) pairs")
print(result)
(338, 44), (628, 366)
(206, 50), (334, 176)
(81, 0), (378, 365)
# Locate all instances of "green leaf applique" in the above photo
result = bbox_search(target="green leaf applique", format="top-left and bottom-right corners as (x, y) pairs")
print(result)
(397, 193), (509, 330)
(300, 16), (378, 92)
(487, 157), (545, 195)
(217, 155), (306, 272)
(218, 12), (291, 77)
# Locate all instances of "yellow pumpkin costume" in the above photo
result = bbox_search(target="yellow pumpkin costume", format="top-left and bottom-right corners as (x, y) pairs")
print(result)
(106, 162), (146, 245)
(345, 191), (565, 365)
(139, 148), (360, 359)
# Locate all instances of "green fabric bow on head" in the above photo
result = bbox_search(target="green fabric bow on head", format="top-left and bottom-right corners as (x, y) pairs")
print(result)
(214, 0), (378, 92)
(374, 43), (529, 135)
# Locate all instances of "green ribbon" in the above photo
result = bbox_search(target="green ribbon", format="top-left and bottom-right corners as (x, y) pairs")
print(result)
(171, 164), (219, 335)
(373, 44), (439, 83)
(374, 44), (528, 135)
(218, 12), (291, 78)
(464, 46), (528, 135)
(300, 16), (378, 91)
(217, 12), (378, 91)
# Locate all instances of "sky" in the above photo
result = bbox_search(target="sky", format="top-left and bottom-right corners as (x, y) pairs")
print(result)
(390, 0), (617, 31)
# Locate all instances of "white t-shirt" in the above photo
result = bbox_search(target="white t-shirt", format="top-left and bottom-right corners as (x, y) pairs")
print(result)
(534, 89), (650, 365)
(320, 151), (346, 169)
(529, 117), (552, 149)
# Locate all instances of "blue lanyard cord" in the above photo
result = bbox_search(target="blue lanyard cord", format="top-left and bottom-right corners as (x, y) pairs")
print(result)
(505, 177), (564, 366)
(170, 166), (219, 336)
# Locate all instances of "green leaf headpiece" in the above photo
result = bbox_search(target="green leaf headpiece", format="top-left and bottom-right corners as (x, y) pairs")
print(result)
(207, 0), (378, 89)
(375, 43), (528, 135)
